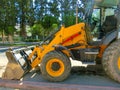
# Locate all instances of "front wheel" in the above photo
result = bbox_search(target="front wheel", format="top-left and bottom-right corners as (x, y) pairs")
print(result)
(102, 40), (120, 83)
(40, 51), (71, 82)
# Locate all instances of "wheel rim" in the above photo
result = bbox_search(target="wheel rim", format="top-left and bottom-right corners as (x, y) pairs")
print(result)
(118, 57), (120, 70)
(46, 59), (65, 77)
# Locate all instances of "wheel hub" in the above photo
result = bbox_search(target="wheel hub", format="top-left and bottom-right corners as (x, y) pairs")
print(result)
(46, 59), (65, 77)
(51, 62), (60, 71)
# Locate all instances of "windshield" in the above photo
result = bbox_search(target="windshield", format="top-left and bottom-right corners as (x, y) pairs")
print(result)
(84, 0), (95, 23)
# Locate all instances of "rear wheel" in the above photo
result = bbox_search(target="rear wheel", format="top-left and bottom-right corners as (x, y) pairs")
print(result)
(102, 40), (120, 83)
(40, 51), (71, 82)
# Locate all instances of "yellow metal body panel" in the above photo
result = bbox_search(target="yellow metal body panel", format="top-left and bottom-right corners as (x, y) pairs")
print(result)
(118, 57), (120, 70)
(29, 23), (88, 68)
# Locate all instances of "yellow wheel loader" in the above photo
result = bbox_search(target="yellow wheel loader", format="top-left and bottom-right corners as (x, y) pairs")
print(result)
(2, 0), (120, 82)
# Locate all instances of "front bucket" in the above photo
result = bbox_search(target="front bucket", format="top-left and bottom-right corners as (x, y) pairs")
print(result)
(2, 51), (24, 80)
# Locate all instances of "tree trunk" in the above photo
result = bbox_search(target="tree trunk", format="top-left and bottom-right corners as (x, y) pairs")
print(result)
(20, 22), (26, 39)
(20, 1), (27, 39)
(8, 34), (14, 44)
(2, 30), (7, 44)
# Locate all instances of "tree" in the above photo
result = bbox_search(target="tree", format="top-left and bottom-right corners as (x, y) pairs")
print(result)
(0, 0), (17, 43)
(48, 0), (60, 18)
(41, 15), (59, 36)
(58, 0), (79, 27)
(31, 22), (44, 39)
(16, 0), (35, 39)
(34, 0), (47, 21)
(16, 0), (27, 38)
(27, 0), (36, 26)
(0, 0), (90, 43)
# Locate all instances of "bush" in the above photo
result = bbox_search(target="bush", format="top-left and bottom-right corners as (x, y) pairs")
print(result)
(25, 39), (40, 42)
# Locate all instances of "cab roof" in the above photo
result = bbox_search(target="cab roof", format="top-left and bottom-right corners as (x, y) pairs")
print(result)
(95, 0), (120, 7)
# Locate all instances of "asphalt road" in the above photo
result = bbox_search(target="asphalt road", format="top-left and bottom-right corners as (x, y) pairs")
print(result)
(0, 47), (120, 90)
(22, 68), (120, 87)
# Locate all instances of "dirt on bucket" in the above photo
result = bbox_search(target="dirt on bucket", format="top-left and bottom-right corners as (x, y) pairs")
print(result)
(2, 51), (24, 80)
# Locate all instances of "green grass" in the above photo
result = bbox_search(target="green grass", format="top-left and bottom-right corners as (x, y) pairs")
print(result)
(0, 43), (28, 47)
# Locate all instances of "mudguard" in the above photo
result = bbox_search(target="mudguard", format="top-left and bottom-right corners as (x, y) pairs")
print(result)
(102, 30), (117, 45)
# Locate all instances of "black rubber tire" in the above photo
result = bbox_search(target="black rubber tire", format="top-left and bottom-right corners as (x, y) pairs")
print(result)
(40, 51), (71, 82)
(102, 40), (120, 83)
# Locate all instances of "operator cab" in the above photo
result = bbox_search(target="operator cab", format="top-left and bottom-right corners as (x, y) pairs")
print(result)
(85, 0), (118, 45)
(91, 8), (117, 39)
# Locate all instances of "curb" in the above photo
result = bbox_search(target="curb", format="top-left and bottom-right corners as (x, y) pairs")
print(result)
(0, 79), (120, 90)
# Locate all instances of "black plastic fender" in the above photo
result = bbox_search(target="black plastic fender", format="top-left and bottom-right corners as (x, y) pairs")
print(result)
(102, 30), (117, 45)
